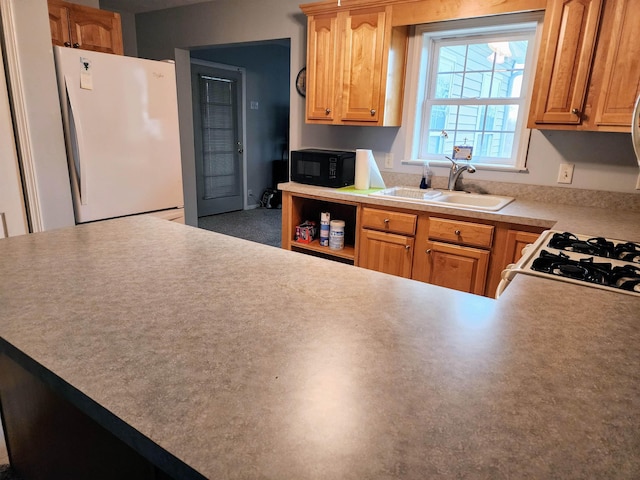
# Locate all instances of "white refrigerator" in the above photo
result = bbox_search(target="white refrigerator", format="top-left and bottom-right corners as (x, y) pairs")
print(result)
(53, 46), (184, 224)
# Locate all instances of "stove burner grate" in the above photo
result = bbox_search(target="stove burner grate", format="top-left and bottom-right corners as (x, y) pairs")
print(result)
(531, 250), (640, 292)
(548, 232), (640, 264)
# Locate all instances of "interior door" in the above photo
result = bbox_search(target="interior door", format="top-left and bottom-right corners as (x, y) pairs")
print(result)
(192, 63), (244, 217)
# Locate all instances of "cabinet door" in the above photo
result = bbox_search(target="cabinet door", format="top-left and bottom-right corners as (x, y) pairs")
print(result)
(306, 14), (338, 122)
(529, 0), (603, 126)
(48, 1), (71, 48)
(341, 8), (385, 123)
(592, 0), (640, 128)
(68, 4), (123, 55)
(418, 241), (489, 296)
(359, 229), (414, 278)
(502, 230), (540, 266)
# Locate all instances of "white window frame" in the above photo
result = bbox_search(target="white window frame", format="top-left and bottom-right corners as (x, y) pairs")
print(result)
(403, 13), (543, 172)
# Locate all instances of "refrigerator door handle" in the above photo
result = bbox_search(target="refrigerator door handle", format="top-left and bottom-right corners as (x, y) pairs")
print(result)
(632, 94), (640, 167)
(64, 77), (88, 205)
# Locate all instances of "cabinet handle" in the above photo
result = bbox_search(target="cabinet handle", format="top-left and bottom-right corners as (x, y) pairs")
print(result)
(73, 43), (80, 48)
(325, 108), (331, 115)
(405, 245), (410, 250)
(454, 229), (461, 235)
(571, 108), (580, 115)
(383, 218), (390, 224)
(370, 109), (376, 116)
(64, 41), (71, 47)
(425, 249), (432, 254)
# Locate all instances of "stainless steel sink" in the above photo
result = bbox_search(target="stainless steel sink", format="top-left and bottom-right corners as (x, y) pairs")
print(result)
(370, 187), (514, 211)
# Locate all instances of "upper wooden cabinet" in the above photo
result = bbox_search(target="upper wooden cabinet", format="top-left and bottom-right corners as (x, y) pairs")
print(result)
(48, 0), (123, 56)
(528, 0), (640, 132)
(302, 5), (408, 126)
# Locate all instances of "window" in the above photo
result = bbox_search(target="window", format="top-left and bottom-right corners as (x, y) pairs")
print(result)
(407, 15), (541, 170)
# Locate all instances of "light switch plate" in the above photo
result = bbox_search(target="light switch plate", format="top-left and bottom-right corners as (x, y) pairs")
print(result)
(557, 164), (574, 184)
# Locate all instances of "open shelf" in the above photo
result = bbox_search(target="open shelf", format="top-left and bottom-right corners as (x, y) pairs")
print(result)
(291, 239), (356, 261)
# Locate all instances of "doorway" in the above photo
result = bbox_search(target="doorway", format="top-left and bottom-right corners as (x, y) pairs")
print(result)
(191, 62), (245, 217)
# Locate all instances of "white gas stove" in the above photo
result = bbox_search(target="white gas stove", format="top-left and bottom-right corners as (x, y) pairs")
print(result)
(497, 230), (640, 298)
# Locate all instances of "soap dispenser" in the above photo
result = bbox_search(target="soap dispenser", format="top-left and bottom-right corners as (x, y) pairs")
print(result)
(419, 162), (432, 189)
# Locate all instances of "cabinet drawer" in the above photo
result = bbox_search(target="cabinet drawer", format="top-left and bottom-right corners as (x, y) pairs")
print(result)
(428, 217), (494, 248)
(361, 207), (417, 235)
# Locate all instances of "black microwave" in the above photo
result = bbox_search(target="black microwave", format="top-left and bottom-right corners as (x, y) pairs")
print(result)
(290, 149), (355, 188)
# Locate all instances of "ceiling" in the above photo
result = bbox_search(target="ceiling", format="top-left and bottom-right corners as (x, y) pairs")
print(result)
(99, 0), (213, 14)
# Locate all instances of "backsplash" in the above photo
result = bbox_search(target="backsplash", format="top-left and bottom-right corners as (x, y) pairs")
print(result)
(380, 172), (640, 212)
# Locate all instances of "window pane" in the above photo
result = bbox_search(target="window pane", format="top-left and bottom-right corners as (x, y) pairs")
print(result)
(462, 72), (490, 98)
(466, 43), (494, 71)
(434, 73), (463, 98)
(485, 105), (519, 132)
(458, 105), (486, 131)
(453, 131), (478, 151)
(417, 23), (536, 167)
(478, 132), (514, 158)
(437, 45), (467, 72)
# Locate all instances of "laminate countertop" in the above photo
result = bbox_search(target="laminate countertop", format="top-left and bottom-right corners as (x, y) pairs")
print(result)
(1, 216), (639, 479)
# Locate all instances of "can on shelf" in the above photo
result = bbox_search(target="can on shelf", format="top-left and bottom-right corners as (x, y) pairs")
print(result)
(319, 212), (330, 246)
(329, 219), (345, 250)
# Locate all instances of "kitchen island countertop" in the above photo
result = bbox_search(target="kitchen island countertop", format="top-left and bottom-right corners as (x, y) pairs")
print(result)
(0, 216), (639, 479)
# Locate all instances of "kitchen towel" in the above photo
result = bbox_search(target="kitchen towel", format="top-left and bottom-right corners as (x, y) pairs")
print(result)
(355, 149), (386, 190)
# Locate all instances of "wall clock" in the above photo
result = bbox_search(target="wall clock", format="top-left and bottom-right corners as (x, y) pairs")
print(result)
(296, 68), (306, 97)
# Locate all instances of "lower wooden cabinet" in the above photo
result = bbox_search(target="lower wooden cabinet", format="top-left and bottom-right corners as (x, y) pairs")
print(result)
(359, 229), (414, 278)
(502, 230), (541, 265)
(282, 191), (545, 297)
(414, 241), (490, 296)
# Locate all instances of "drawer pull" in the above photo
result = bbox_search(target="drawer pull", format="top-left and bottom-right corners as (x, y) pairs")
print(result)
(384, 218), (390, 224)
(454, 229), (461, 235)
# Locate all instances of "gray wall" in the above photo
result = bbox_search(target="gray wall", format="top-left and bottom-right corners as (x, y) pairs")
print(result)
(192, 43), (290, 207)
(135, 0), (639, 196)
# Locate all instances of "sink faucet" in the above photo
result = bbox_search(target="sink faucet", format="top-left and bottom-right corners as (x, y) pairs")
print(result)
(445, 156), (476, 191)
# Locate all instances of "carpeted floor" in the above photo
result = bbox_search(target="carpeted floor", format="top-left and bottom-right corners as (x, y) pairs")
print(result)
(198, 207), (282, 248)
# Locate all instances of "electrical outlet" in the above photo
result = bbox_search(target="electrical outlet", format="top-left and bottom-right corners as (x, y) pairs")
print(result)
(385, 153), (394, 169)
(557, 164), (574, 184)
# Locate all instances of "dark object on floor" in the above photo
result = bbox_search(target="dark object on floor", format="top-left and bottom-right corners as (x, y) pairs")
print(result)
(260, 188), (277, 209)
(0, 465), (21, 480)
